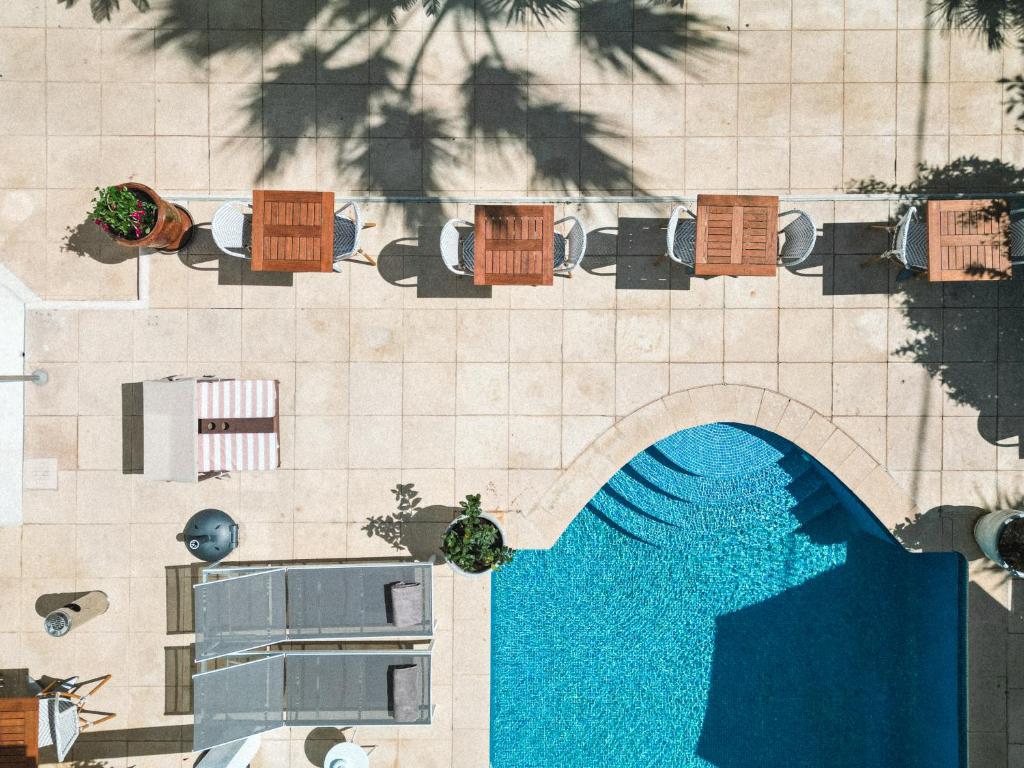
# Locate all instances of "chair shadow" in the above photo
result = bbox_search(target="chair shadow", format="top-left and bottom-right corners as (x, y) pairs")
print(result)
(121, 382), (144, 475)
(377, 233), (491, 299)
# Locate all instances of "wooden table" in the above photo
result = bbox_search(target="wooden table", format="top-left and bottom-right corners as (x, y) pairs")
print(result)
(473, 204), (554, 286)
(926, 199), (1013, 281)
(251, 190), (335, 272)
(0, 697), (37, 766)
(694, 194), (779, 277)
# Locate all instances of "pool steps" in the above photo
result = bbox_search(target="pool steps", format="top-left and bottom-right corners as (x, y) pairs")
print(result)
(589, 440), (843, 549)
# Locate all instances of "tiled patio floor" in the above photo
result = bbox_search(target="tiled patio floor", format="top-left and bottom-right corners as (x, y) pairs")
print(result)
(4, 0), (1024, 766)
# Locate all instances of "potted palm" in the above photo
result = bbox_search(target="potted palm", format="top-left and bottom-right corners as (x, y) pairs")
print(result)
(89, 183), (194, 251)
(441, 494), (514, 576)
(975, 508), (1024, 576)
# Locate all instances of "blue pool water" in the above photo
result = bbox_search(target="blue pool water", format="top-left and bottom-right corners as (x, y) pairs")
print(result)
(491, 423), (965, 768)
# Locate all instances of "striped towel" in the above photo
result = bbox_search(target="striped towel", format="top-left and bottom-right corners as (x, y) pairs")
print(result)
(195, 379), (280, 473)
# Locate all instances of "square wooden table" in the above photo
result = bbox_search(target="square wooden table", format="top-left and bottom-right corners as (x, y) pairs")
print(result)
(694, 194), (779, 277)
(251, 190), (335, 272)
(473, 204), (554, 286)
(926, 199), (1013, 281)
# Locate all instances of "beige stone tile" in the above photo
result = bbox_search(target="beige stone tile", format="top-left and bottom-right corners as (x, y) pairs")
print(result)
(456, 362), (508, 415)
(0, 82), (45, 135)
(295, 308), (348, 361)
(76, 524), (129, 577)
(509, 362), (562, 416)
(508, 415), (561, 468)
(738, 0), (791, 29)
(24, 416), (78, 475)
(775, 361), (829, 414)
(347, 361), (400, 415)
(76, 415), (121, 470)
(509, 310), (562, 362)
(738, 136), (790, 189)
(563, 309), (616, 362)
(25, 362), (79, 416)
(737, 83), (790, 136)
(289, 414), (347, 469)
(791, 31), (843, 83)
(26, 309), (78, 362)
(155, 136), (210, 190)
(633, 83), (685, 138)
(46, 29), (101, 82)
(0, 0), (44, 26)
(635, 137), (687, 190)
(294, 361), (348, 415)
(155, 83), (209, 136)
(895, 83), (949, 136)
(669, 309), (723, 362)
(949, 30), (1003, 82)
(897, 28), (949, 82)
(616, 362), (669, 415)
(0, 136), (45, 187)
(0, 29), (44, 80)
(77, 310), (133, 361)
(886, 416), (942, 470)
(790, 135), (843, 189)
(336, 415), (402, 471)
(738, 31), (791, 83)
(845, 30), (897, 82)
(942, 470), (998, 509)
(457, 309), (510, 362)
(455, 415), (509, 468)
(725, 361), (778, 390)
(403, 362), (456, 415)
(943, 416), (997, 470)
(401, 415), (455, 469)
(239, 308), (295, 362)
(563, 362), (614, 415)
(886, 361), (944, 416)
(844, 84), (896, 135)
(723, 308), (778, 362)
(670, 362), (723, 390)
(685, 84), (737, 136)
(404, 308), (455, 362)
(684, 136), (736, 190)
(475, 138), (529, 191)
(832, 415), (886, 462)
(792, 0), (842, 28)
(777, 308), (832, 362)
(832, 308), (887, 362)
(561, 414), (614, 465)
(949, 81), (1002, 135)
(188, 308), (241, 362)
(616, 309), (669, 362)
(829, 362), (886, 416)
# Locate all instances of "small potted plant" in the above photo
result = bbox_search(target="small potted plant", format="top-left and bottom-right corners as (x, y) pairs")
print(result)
(89, 183), (194, 251)
(441, 494), (514, 576)
(975, 508), (1024, 576)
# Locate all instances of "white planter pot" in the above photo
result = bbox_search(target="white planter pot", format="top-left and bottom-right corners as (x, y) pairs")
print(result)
(975, 508), (1024, 575)
(443, 513), (506, 578)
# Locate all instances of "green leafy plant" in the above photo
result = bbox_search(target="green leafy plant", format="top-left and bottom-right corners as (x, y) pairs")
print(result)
(89, 185), (157, 239)
(441, 494), (514, 573)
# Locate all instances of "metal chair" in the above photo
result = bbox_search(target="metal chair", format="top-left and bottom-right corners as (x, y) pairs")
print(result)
(1010, 208), (1024, 266)
(37, 675), (116, 762)
(778, 209), (817, 268)
(666, 205), (697, 269)
(333, 200), (377, 270)
(210, 200), (252, 259)
(553, 216), (587, 276)
(881, 206), (928, 272)
(440, 218), (474, 276)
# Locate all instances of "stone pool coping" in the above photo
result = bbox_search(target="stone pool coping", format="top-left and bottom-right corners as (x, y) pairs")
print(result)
(505, 384), (920, 552)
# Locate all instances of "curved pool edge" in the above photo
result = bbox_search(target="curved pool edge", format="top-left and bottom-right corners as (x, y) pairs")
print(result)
(506, 385), (928, 555)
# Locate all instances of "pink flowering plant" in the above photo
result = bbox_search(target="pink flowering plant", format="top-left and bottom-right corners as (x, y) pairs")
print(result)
(89, 185), (157, 240)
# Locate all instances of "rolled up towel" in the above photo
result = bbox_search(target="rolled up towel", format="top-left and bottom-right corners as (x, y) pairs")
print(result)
(388, 581), (423, 628)
(390, 664), (422, 723)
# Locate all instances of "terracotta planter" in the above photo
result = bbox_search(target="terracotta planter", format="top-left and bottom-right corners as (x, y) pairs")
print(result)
(109, 182), (194, 252)
(442, 512), (507, 577)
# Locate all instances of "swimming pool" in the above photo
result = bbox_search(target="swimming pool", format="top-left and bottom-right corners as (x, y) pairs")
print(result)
(491, 423), (965, 768)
